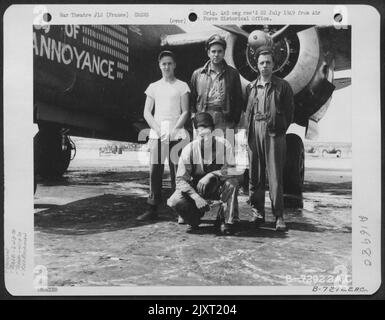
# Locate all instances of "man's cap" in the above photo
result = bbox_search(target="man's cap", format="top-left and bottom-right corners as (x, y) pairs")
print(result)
(158, 50), (175, 62)
(256, 46), (275, 61)
(206, 34), (227, 50)
(193, 112), (215, 129)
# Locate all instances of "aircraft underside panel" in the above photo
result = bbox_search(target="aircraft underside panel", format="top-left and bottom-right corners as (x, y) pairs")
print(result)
(33, 24), (186, 142)
(35, 101), (145, 142)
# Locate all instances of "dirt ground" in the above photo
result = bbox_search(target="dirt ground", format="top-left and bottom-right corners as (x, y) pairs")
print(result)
(34, 153), (352, 287)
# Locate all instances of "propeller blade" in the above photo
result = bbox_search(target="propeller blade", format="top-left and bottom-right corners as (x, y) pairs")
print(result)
(214, 25), (250, 38)
(271, 25), (314, 41)
(271, 25), (290, 41)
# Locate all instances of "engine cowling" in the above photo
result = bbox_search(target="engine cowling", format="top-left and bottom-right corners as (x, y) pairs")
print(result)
(223, 25), (335, 129)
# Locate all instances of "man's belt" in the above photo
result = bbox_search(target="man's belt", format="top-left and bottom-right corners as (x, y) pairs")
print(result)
(254, 113), (269, 121)
(206, 105), (224, 112)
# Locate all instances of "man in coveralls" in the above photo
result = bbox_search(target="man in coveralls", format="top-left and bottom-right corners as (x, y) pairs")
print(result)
(167, 112), (241, 235)
(245, 49), (294, 231)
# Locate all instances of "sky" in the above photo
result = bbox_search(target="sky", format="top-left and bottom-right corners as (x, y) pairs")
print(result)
(316, 70), (352, 143)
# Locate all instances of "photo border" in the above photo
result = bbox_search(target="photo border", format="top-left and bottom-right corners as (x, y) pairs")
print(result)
(1, 0), (384, 300)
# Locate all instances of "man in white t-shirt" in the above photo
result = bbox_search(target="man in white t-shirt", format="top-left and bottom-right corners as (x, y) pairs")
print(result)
(136, 50), (190, 221)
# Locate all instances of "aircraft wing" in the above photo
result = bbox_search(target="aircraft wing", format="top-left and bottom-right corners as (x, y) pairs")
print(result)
(161, 29), (226, 46)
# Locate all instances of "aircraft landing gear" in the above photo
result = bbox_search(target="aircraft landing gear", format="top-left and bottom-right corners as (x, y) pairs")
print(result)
(283, 133), (305, 208)
(34, 126), (75, 182)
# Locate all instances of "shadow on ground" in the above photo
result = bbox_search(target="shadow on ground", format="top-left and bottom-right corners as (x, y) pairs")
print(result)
(38, 170), (149, 187)
(35, 193), (176, 235)
(35, 171), (352, 237)
(184, 220), (288, 239)
(35, 192), (305, 239)
(302, 181), (352, 196)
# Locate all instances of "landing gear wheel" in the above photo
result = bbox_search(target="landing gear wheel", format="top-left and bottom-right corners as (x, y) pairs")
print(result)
(34, 128), (72, 180)
(283, 133), (304, 208)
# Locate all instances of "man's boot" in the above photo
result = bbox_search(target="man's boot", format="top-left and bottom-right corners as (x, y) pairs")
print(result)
(177, 216), (186, 224)
(275, 217), (286, 231)
(250, 208), (265, 226)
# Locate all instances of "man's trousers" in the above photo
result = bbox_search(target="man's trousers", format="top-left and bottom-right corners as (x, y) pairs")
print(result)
(248, 120), (286, 218)
(147, 139), (184, 206)
(167, 176), (240, 227)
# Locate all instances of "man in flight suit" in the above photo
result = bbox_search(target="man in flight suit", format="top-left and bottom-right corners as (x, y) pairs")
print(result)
(245, 49), (294, 231)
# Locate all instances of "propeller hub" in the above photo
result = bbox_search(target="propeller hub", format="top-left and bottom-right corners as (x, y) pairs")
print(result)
(247, 30), (273, 49)
(233, 26), (300, 80)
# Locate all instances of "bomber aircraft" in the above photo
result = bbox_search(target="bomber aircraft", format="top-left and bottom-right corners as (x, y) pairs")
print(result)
(33, 24), (351, 206)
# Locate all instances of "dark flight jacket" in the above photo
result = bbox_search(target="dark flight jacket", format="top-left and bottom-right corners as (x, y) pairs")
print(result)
(190, 60), (243, 125)
(245, 75), (295, 137)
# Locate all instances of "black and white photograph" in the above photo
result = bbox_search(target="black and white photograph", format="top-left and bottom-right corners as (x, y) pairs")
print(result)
(3, 4), (381, 296)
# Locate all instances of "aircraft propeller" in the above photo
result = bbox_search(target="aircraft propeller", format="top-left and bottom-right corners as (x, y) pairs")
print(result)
(215, 24), (312, 51)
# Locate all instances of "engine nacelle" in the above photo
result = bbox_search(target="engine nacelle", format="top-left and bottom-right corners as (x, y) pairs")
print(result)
(223, 26), (335, 130)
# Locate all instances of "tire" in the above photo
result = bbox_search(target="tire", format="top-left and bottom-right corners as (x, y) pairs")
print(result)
(283, 134), (305, 208)
(34, 129), (72, 179)
(336, 150), (341, 158)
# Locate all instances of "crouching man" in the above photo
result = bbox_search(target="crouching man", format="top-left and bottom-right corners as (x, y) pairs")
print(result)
(167, 112), (241, 234)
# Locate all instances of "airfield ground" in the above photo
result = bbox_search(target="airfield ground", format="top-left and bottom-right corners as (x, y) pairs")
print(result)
(34, 148), (352, 288)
